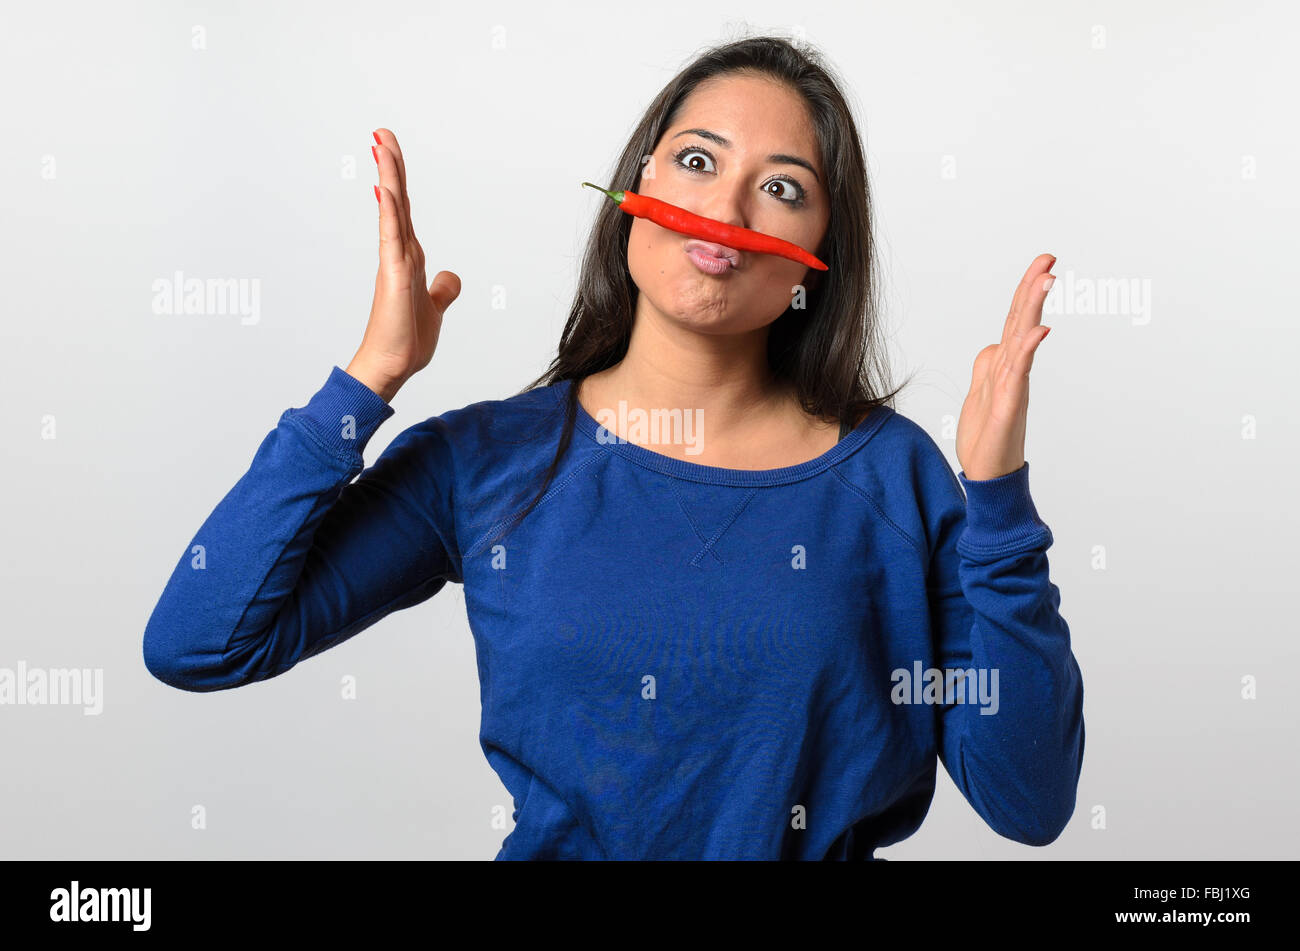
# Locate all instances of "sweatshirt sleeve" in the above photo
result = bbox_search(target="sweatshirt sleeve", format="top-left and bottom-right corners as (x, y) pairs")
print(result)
(142, 365), (461, 692)
(924, 460), (1085, 846)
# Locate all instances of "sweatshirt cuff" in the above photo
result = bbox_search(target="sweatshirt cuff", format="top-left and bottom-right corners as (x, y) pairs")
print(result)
(285, 365), (395, 462)
(955, 461), (1052, 556)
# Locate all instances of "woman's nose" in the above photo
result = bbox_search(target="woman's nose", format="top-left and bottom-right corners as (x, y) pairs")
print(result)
(697, 194), (749, 232)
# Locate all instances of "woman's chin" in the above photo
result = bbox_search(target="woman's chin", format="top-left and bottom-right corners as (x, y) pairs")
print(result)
(667, 304), (765, 336)
(633, 267), (768, 334)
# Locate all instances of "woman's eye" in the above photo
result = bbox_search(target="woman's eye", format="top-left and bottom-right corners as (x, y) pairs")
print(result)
(764, 179), (798, 203)
(674, 147), (714, 173)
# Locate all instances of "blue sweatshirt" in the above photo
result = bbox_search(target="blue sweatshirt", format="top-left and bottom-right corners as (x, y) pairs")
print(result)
(143, 365), (1085, 860)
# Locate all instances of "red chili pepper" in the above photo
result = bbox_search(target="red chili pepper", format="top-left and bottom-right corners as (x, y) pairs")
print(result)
(581, 181), (828, 271)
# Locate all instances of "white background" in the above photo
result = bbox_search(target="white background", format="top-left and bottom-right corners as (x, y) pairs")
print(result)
(1, 0), (1295, 859)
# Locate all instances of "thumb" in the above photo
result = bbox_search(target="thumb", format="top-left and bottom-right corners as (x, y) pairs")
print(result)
(429, 270), (461, 311)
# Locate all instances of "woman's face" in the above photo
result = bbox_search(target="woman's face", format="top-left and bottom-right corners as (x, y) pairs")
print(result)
(627, 72), (830, 336)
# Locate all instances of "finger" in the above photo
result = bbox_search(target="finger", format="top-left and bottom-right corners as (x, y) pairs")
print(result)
(1000, 252), (1056, 349)
(429, 270), (462, 312)
(372, 136), (411, 248)
(1017, 270), (1056, 344)
(1003, 252), (1055, 345)
(999, 324), (1050, 385)
(376, 184), (407, 280)
(373, 128), (412, 239)
(373, 128), (409, 203)
(970, 342), (998, 388)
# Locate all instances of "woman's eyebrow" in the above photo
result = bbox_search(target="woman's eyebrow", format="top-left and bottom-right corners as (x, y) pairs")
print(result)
(670, 128), (820, 185)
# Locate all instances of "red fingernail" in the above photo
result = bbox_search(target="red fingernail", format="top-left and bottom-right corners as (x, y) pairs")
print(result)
(373, 131), (382, 146)
(371, 145), (378, 164)
(374, 185), (381, 203)
(1042, 326), (1052, 339)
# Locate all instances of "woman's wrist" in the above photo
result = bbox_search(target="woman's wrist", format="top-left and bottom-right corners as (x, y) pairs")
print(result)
(344, 355), (405, 404)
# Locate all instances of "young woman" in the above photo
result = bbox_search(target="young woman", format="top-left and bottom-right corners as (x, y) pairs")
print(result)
(144, 36), (1083, 860)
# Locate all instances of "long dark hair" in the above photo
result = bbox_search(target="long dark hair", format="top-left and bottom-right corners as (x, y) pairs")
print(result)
(492, 33), (912, 542)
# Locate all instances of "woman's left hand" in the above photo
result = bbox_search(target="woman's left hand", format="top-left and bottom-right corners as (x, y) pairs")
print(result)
(956, 253), (1056, 482)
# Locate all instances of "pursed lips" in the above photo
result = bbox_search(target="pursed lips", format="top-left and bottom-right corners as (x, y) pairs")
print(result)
(683, 239), (741, 269)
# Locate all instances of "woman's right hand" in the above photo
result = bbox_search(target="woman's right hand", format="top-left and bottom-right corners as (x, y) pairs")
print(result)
(346, 128), (461, 403)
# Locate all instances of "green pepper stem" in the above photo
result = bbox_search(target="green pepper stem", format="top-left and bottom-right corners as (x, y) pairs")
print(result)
(581, 181), (623, 202)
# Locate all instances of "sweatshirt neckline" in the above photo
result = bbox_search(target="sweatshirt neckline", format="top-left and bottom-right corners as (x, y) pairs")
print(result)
(557, 377), (894, 487)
